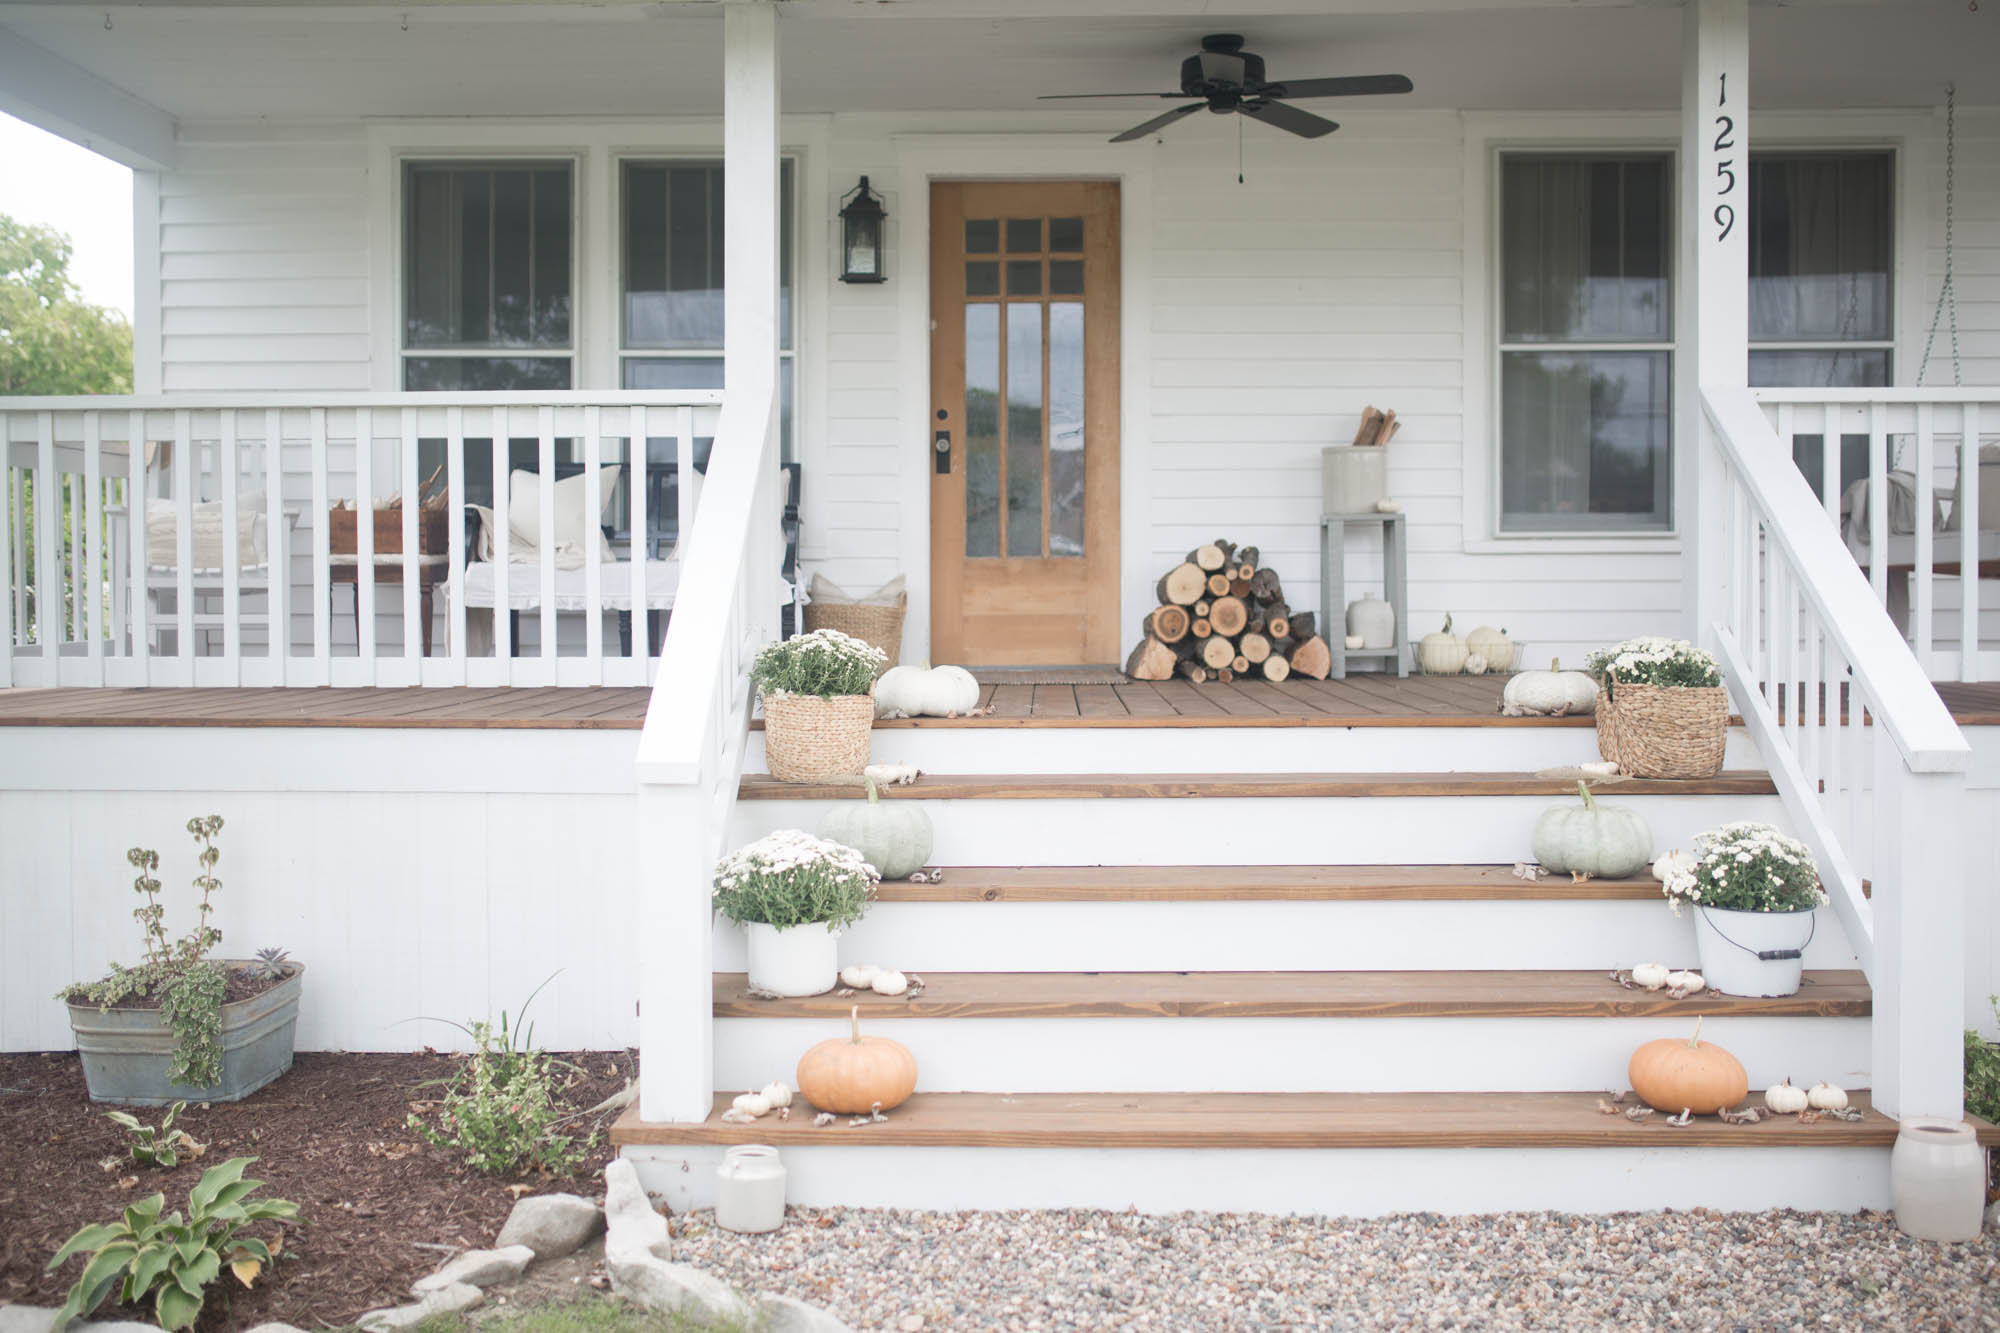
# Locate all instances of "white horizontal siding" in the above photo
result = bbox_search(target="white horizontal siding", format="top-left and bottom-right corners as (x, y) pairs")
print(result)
(1918, 107), (2000, 386)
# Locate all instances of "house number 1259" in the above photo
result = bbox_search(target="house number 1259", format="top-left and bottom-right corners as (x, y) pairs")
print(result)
(1712, 72), (1736, 241)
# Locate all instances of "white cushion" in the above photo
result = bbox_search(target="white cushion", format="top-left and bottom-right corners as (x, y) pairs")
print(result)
(146, 496), (268, 570)
(808, 572), (905, 606)
(507, 467), (620, 564)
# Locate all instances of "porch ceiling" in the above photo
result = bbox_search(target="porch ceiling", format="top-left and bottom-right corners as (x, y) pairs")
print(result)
(0, 1), (1989, 124)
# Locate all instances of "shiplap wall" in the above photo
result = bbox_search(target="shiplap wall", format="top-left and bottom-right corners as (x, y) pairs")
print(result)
(1920, 107), (2000, 387)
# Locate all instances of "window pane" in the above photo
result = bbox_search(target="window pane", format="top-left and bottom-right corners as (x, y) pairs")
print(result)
(1049, 302), (1085, 557)
(405, 162), (572, 350)
(965, 261), (999, 297)
(1748, 349), (1891, 389)
(1750, 153), (1892, 342)
(1050, 260), (1084, 296)
(402, 357), (572, 391)
(623, 160), (795, 351)
(1501, 351), (1671, 531)
(1006, 303), (1044, 557)
(1500, 155), (1670, 343)
(621, 357), (723, 391)
(964, 305), (1000, 558)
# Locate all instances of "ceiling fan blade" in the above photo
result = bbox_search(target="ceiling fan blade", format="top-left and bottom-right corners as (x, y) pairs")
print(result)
(1262, 74), (1414, 100)
(1110, 102), (1205, 144)
(1238, 99), (1339, 139)
(1038, 92), (1187, 100)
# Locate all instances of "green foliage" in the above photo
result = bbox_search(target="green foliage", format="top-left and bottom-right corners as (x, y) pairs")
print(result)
(711, 829), (879, 931)
(749, 628), (886, 699)
(0, 214), (132, 396)
(1968, 998), (2000, 1125)
(59, 816), (234, 1089)
(406, 980), (594, 1178)
(105, 1100), (203, 1170)
(45, 1156), (298, 1333)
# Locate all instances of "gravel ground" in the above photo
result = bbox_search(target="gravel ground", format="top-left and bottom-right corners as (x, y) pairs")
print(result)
(669, 1207), (2000, 1332)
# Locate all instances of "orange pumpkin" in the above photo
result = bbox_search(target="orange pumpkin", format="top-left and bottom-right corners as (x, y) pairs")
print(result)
(796, 1005), (918, 1114)
(1628, 1017), (1749, 1115)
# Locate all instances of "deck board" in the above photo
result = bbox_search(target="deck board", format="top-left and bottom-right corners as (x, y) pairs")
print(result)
(738, 771), (1780, 800)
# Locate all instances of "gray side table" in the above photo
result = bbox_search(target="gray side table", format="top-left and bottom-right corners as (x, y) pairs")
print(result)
(1319, 512), (1408, 678)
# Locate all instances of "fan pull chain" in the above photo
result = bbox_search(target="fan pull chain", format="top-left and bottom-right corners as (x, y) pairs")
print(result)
(1238, 114), (1245, 184)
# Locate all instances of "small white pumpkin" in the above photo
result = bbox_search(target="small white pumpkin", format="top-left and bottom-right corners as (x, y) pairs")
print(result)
(1807, 1081), (1848, 1111)
(1500, 658), (1600, 717)
(1465, 626), (1517, 673)
(873, 664), (981, 719)
(840, 963), (883, 989)
(1344, 634), (1364, 650)
(1631, 962), (1671, 991)
(1532, 781), (1654, 880)
(1464, 652), (1489, 676)
(731, 1091), (772, 1117)
(1652, 848), (1695, 886)
(870, 969), (909, 997)
(761, 1081), (793, 1109)
(1666, 970), (1705, 995)
(1417, 614), (1469, 675)
(1764, 1078), (1809, 1115)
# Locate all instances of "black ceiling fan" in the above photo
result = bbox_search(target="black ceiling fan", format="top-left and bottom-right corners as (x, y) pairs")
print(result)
(1040, 33), (1413, 143)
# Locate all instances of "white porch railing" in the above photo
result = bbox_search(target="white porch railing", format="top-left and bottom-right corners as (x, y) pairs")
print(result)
(1753, 389), (2000, 683)
(1704, 385), (1972, 1119)
(1, 391), (721, 689)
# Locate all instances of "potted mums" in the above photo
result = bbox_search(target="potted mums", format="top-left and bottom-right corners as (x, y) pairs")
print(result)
(1658, 821), (1828, 997)
(753, 628), (888, 783)
(1586, 636), (1728, 779)
(714, 829), (880, 996)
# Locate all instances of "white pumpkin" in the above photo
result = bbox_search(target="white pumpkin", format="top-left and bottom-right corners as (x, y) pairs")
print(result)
(1465, 626), (1517, 673)
(1807, 1081), (1848, 1111)
(1631, 962), (1671, 991)
(870, 969), (909, 996)
(1532, 781), (1653, 879)
(874, 664), (980, 718)
(1652, 848), (1695, 886)
(1500, 658), (1600, 717)
(1464, 653), (1489, 676)
(1416, 614), (1469, 675)
(761, 1081), (793, 1109)
(731, 1091), (772, 1117)
(1764, 1079), (1809, 1115)
(1666, 970), (1705, 995)
(839, 963), (882, 989)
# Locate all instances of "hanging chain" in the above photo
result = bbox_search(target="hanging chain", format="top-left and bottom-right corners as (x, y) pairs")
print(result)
(1918, 83), (1962, 386)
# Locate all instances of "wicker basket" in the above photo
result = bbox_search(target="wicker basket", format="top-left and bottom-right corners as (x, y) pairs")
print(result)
(763, 693), (875, 783)
(803, 596), (906, 668)
(1596, 681), (1729, 780)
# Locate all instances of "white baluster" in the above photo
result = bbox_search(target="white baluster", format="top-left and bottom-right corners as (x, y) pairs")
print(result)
(220, 410), (241, 683)
(537, 405), (556, 671)
(446, 405), (467, 684)
(1958, 402), (1981, 683)
(1868, 401), (1888, 605)
(583, 405), (604, 676)
(84, 414), (103, 683)
(264, 408), (289, 684)
(1821, 401), (1840, 526)
(171, 409), (193, 680)
(492, 405), (512, 667)
(1913, 402), (1934, 667)
(402, 405), (422, 674)
(310, 407), (331, 685)
(630, 405), (649, 677)
(34, 413), (56, 665)
(127, 410), (147, 674)
(354, 405), (376, 679)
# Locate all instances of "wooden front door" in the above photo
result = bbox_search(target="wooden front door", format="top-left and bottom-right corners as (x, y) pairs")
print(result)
(930, 181), (1120, 664)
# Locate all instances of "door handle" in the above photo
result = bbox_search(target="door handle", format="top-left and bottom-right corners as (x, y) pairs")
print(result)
(933, 430), (951, 475)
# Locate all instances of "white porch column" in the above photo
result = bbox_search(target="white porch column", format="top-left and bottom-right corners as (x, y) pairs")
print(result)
(723, 0), (781, 406)
(1679, 0), (1748, 648)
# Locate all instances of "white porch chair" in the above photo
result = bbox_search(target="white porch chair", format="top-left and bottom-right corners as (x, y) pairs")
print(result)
(135, 497), (300, 657)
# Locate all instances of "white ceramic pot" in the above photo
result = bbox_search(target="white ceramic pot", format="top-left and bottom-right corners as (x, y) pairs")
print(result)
(1891, 1118), (1986, 1241)
(744, 922), (839, 997)
(1692, 906), (1814, 997)
(1346, 592), (1395, 649)
(716, 1144), (788, 1234)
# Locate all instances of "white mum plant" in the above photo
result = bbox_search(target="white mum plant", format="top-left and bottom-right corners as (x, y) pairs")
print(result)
(1658, 821), (1827, 916)
(750, 629), (887, 699)
(712, 829), (880, 931)
(1585, 636), (1721, 690)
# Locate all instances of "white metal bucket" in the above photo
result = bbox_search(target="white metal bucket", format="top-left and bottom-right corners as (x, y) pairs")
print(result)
(1692, 906), (1814, 997)
(744, 922), (839, 997)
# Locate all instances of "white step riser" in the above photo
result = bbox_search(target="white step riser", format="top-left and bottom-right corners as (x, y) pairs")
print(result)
(715, 1015), (1869, 1094)
(729, 794), (1791, 866)
(747, 727), (1761, 775)
(626, 1143), (1890, 1216)
(712, 901), (1858, 973)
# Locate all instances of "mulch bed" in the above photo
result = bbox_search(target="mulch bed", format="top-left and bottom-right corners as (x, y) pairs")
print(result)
(0, 1049), (631, 1331)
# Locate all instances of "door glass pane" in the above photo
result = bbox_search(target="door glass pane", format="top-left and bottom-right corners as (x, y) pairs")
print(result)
(1049, 217), (1084, 252)
(965, 262), (998, 297)
(1500, 155), (1670, 343)
(1500, 350), (1671, 532)
(1750, 153), (1892, 342)
(964, 305), (1000, 558)
(404, 161), (572, 349)
(1050, 260), (1084, 296)
(1006, 261), (1041, 297)
(1006, 303), (1044, 557)
(1049, 302), (1085, 556)
(1006, 218), (1043, 253)
(965, 219), (999, 254)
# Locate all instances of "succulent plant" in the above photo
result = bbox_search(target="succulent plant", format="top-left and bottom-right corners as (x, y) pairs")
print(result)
(250, 947), (291, 981)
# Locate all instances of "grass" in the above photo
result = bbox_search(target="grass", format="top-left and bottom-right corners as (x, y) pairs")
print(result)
(404, 1292), (758, 1333)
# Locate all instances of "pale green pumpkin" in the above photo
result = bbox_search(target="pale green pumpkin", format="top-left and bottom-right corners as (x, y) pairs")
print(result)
(816, 776), (933, 879)
(1532, 780), (1653, 878)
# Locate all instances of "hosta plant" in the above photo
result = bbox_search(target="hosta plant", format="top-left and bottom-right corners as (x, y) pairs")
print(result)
(105, 1099), (203, 1169)
(1585, 636), (1722, 692)
(749, 629), (887, 699)
(1657, 822), (1828, 916)
(712, 829), (880, 931)
(46, 1156), (297, 1333)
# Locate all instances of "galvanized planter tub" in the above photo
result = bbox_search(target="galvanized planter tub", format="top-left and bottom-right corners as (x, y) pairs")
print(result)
(65, 963), (304, 1106)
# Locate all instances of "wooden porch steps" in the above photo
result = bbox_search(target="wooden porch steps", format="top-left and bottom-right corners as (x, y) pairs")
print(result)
(738, 771), (1779, 800)
(710, 970), (1872, 1020)
(614, 1090), (1996, 1151)
(872, 864), (1675, 901)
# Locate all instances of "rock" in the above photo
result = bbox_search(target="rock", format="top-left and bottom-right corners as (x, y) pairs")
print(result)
(603, 1159), (670, 1261)
(605, 1254), (750, 1324)
(495, 1192), (602, 1261)
(0, 1307), (55, 1333)
(411, 1246), (535, 1295)
(241, 1325), (311, 1333)
(357, 1282), (484, 1332)
(1987, 1198), (2000, 1231)
(759, 1293), (859, 1333)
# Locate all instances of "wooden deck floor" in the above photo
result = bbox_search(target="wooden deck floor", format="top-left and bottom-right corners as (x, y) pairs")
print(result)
(1, 674), (1996, 729)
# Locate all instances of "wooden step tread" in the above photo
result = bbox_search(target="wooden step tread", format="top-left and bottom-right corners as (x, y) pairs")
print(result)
(614, 1090), (1988, 1150)
(712, 970), (1870, 1019)
(739, 771), (1777, 800)
(875, 864), (1672, 902)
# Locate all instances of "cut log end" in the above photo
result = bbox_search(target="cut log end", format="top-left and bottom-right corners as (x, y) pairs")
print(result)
(1176, 660), (1209, 684)
(1289, 635), (1332, 680)
(1145, 604), (1190, 645)
(1239, 631), (1272, 664)
(1188, 543), (1228, 572)
(1157, 562), (1206, 606)
(1200, 634), (1236, 670)
(1208, 595), (1249, 637)
(1266, 616), (1291, 641)
(1206, 573), (1232, 598)
(1261, 653), (1292, 683)
(1123, 635), (1179, 681)
(1191, 617), (1213, 638)
(1216, 667), (1236, 684)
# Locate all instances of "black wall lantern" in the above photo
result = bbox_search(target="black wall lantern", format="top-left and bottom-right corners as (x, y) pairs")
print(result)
(838, 176), (887, 284)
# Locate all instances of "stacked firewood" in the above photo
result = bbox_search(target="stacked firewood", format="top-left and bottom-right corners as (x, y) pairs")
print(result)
(1124, 540), (1332, 684)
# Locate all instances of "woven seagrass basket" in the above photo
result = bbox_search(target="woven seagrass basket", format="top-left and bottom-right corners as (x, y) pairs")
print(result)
(762, 693), (874, 783)
(802, 596), (906, 668)
(1595, 681), (1728, 780)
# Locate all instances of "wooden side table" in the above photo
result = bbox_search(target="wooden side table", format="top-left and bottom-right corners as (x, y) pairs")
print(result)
(1319, 511), (1408, 678)
(329, 555), (449, 657)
